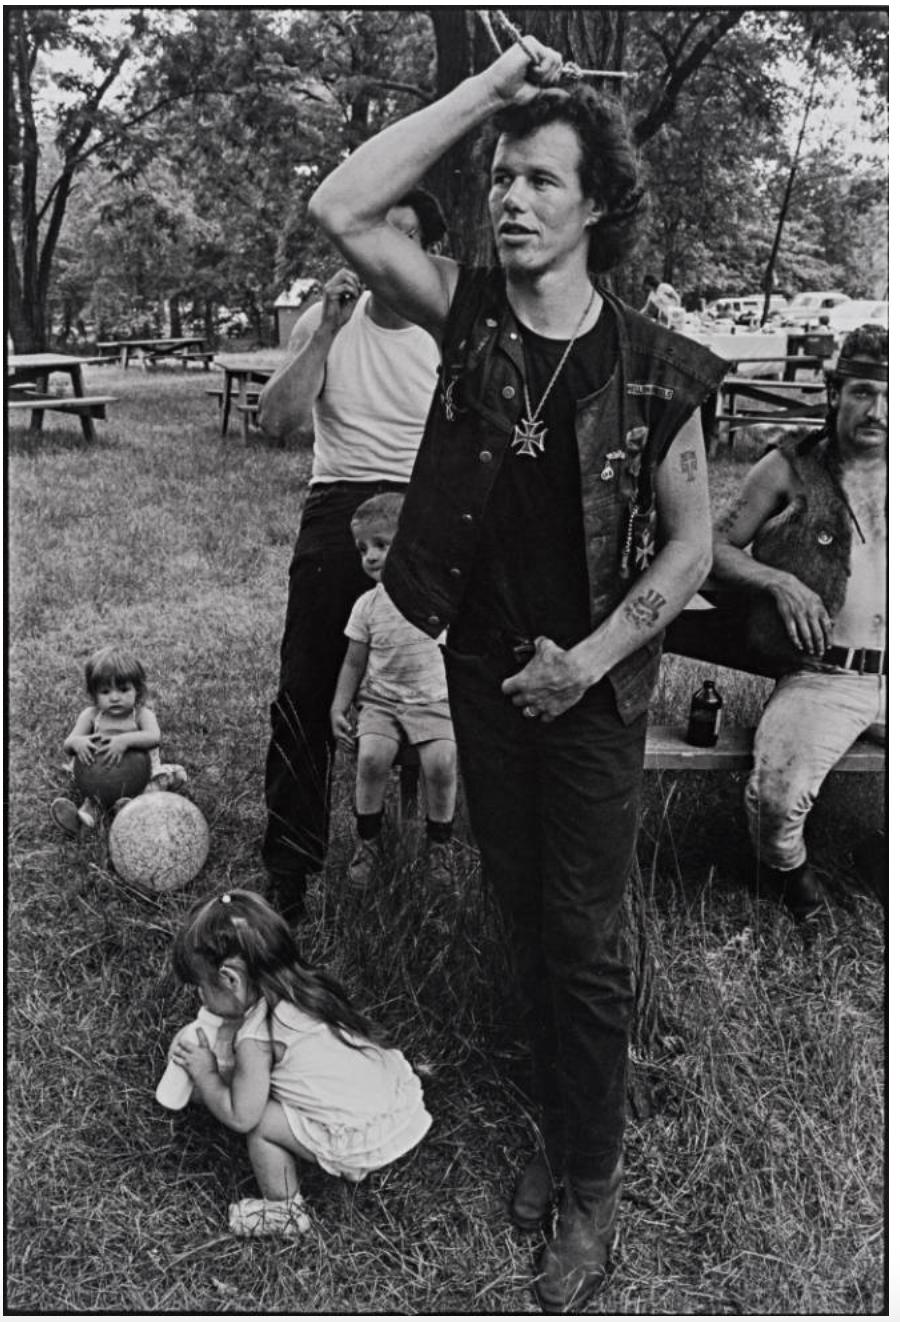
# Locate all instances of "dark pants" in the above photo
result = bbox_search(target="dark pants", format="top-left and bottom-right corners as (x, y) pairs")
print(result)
(444, 644), (646, 1178)
(262, 480), (407, 878)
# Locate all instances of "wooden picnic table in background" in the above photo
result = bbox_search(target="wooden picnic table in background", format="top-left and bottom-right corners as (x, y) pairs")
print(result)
(7, 352), (116, 444)
(95, 336), (213, 370)
(213, 352), (282, 441)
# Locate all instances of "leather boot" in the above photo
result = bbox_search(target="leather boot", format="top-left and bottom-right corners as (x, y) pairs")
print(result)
(763, 863), (826, 922)
(510, 1148), (561, 1231)
(534, 1157), (623, 1314)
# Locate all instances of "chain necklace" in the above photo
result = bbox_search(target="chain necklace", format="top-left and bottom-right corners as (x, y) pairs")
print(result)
(510, 289), (597, 458)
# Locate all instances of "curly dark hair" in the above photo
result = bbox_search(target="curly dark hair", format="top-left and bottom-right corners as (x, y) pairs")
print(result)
(486, 85), (646, 273)
(172, 889), (387, 1049)
(839, 323), (888, 364)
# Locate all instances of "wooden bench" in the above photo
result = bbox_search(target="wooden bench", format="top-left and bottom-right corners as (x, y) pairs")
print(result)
(172, 349), (215, 370)
(643, 724), (883, 773)
(7, 393), (117, 444)
(235, 399), (261, 442)
(393, 726), (882, 822)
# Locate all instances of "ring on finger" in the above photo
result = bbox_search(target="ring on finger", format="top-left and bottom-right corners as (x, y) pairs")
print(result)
(522, 705), (538, 720)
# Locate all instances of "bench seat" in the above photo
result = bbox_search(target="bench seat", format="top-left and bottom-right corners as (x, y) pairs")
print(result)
(643, 724), (883, 773)
(7, 394), (117, 419)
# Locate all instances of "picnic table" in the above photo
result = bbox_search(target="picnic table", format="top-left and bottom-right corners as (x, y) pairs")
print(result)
(96, 337), (212, 370)
(213, 353), (281, 440)
(7, 352), (116, 444)
(709, 374), (827, 456)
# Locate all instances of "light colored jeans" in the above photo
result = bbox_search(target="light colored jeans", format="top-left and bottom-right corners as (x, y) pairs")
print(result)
(745, 670), (885, 870)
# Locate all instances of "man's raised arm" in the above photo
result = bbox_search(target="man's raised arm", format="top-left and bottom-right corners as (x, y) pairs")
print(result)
(308, 38), (562, 341)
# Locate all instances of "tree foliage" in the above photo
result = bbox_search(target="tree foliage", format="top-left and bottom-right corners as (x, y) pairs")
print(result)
(6, 7), (888, 351)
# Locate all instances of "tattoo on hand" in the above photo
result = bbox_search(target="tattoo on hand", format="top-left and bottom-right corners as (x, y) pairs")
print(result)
(715, 496), (748, 535)
(680, 450), (698, 482)
(624, 588), (666, 630)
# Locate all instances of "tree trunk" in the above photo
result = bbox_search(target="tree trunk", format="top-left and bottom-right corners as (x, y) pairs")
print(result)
(169, 295), (182, 337)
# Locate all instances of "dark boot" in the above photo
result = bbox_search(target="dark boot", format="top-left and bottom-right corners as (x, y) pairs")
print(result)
(511, 1147), (562, 1231)
(534, 1157), (623, 1313)
(268, 871), (308, 925)
(762, 862), (826, 923)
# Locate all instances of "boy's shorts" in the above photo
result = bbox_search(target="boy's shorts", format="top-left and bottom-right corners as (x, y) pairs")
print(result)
(356, 695), (454, 746)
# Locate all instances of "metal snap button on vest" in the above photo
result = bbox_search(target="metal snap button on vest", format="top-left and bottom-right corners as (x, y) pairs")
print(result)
(509, 331), (518, 340)
(817, 530), (833, 545)
(449, 566), (462, 578)
(502, 385), (516, 399)
(485, 317), (498, 328)
(478, 449), (493, 463)
(461, 512), (474, 523)
(427, 614), (441, 627)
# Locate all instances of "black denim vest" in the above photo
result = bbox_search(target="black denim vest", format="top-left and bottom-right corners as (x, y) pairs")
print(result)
(383, 269), (728, 722)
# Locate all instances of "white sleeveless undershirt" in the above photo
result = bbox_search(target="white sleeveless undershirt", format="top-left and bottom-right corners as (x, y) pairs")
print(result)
(312, 294), (439, 484)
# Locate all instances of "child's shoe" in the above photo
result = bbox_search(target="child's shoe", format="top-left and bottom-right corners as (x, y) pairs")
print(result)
(348, 837), (381, 889)
(147, 764), (188, 793)
(228, 1191), (310, 1238)
(425, 840), (454, 888)
(50, 797), (82, 837)
(76, 800), (99, 829)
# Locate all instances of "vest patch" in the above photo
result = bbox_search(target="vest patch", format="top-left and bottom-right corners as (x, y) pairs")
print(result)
(627, 382), (674, 400)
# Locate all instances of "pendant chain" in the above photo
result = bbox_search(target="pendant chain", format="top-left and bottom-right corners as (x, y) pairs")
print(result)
(521, 288), (597, 425)
(511, 289), (597, 458)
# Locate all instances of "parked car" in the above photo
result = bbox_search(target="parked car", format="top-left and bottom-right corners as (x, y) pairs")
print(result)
(706, 296), (760, 322)
(826, 298), (889, 342)
(782, 290), (849, 330)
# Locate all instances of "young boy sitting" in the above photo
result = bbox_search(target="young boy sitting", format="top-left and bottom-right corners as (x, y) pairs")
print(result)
(330, 493), (457, 887)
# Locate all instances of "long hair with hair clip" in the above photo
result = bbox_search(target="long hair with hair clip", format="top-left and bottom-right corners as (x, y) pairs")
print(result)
(171, 889), (387, 1049)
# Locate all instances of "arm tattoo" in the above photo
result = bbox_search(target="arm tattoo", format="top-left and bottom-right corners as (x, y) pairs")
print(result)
(715, 496), (749, 536)
(623, 588), (667, 630)
(680, 449), (698, 482)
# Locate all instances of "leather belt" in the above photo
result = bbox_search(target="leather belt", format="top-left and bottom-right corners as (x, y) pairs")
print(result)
(450, 628), (536, 667)
(821, 646), (886, 675)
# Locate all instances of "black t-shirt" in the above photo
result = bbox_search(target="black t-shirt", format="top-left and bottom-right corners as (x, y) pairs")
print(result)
(458, 299), (618, 645)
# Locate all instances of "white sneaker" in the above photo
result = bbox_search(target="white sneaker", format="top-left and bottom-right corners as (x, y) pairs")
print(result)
(228, 1192), (310, 1238)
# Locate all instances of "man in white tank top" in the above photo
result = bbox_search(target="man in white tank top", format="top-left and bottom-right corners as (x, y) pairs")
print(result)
(257, 190), (446, 921)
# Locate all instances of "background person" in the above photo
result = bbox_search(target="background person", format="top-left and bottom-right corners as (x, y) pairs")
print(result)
(257, 190), (447, 922)
(330, 493), (457, 889)
(711, 324), (887, 919)
(309, 35), (727, 1312)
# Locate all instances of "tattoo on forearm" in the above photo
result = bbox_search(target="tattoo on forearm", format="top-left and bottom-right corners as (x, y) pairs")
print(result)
(624, 588), (667, 630)
(680, 450), (698, 482)
(715, 496), (748, 535)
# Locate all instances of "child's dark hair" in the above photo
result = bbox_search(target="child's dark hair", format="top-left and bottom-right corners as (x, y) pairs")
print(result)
(351, 491), (405, 533)
(84, 645), (148, 702)
(171, 889), (387, 1048)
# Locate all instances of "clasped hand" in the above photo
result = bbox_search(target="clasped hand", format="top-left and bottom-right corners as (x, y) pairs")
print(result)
(171, 1027), (216, 1080)
(320, 268), (363, 335)
(500, 636), (593, 722)
(484, 35), (563, 103)
(70, 732), (131, 765)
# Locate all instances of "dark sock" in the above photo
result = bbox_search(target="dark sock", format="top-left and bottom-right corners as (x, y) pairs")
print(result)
(356, 810), (384, 841)
(426, 817), (453, 844)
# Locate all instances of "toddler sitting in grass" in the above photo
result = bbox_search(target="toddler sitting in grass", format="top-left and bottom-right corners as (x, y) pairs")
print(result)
(330, 493), (458, 888)
(50, 645), (187, 835)
(166, 888), (432, 1238)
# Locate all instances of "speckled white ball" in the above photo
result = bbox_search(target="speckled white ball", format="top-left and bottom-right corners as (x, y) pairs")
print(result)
(108, 792), (209, 893)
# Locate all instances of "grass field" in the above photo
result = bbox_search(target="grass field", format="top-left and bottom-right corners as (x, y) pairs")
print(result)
(6, 365), (885, 1314)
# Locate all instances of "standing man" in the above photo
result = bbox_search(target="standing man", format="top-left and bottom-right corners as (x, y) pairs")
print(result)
(258, 190), (447, 921)
(309, 37), (727, 1311)
(712, 324), (887, 919)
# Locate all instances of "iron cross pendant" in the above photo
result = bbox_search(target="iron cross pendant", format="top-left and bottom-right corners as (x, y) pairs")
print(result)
(511, 417), (547, 458)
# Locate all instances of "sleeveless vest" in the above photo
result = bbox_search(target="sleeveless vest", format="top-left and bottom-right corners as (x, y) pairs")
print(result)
(747, 428), (853, 663)
(383, 268), (727, 723)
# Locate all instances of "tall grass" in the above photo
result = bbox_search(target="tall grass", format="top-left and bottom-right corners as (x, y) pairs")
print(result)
(6, 367), (884, 1313)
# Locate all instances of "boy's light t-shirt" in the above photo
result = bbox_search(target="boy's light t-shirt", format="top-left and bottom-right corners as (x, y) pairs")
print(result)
(345, 583), (447, 706)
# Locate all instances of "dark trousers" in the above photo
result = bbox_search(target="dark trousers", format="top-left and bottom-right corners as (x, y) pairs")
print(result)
(444, 645), (646, 1178)
(262, 480), (407, 878)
